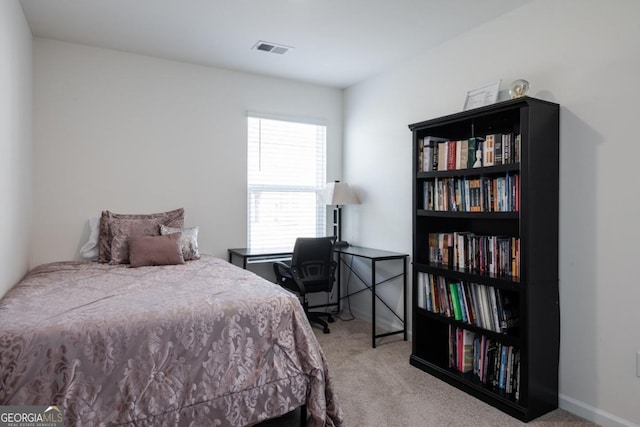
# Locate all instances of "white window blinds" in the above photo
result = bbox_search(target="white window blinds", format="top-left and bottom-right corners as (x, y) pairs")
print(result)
(247, 115), (326, 250)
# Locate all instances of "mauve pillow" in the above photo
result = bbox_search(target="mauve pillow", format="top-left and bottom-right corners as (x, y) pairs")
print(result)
(98, 208), (184, 263)
(109, 218), (168, 265)
(128, 233), (185, 267)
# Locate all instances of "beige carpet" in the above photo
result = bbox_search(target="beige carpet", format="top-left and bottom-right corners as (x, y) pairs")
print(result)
(260, 317), (598, 426)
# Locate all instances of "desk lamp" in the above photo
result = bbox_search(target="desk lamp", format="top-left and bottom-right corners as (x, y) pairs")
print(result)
(321, 181), (360, 248)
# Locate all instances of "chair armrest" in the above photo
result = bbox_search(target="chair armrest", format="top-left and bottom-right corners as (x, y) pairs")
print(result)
(273, 260), (291, 275)
(273, 261), (307, 296)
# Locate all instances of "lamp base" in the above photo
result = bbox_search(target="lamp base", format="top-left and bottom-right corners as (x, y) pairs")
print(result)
(334, 240), (349, 249)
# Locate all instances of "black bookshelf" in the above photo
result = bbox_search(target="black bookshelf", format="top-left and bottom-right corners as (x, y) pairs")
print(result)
(409, 97), (559, 422)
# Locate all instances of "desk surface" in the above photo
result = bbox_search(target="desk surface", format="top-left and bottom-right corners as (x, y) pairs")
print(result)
(228, 247), (292, 257)
(229, 245), (408, 260)
(334, 245), (408, 260)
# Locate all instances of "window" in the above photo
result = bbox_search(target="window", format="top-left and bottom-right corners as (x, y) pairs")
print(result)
(247, 114), (326, 250)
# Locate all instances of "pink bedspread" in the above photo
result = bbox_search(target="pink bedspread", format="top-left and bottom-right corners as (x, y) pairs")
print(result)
(0, 255), (342, 426)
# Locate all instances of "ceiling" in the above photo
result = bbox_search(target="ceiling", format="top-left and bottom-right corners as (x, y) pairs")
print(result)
(20, 0), (531, 89)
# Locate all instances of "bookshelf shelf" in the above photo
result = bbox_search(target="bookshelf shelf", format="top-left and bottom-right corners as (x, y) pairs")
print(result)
(409, 97), (559, 422)
(415, 307), (521, 342)
(418, 262), (522, 287)
(417, 210), (520, 219)
(410, 353), (529, 419)
(417, 163), (520, 179)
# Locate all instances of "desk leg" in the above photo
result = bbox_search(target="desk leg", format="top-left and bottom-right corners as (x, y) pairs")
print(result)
(371, 259), (376, 349)
(228, 252), (248, 270)
(337, 258), (341, 313)
(337, 254), (342, 314)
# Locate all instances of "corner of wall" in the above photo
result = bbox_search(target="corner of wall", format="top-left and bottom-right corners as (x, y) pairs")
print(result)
(0, 0), (33, 298)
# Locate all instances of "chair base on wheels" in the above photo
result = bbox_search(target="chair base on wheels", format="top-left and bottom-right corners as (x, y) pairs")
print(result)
(308, 312), (335, 334)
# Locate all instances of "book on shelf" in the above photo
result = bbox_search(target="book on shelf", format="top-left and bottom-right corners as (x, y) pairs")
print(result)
(485, 340), (499, 387)
(458, 140), (468, 170)
(447, 140), (457, 170)
(459, 282), (472, 323)
(448, 325), (456, 369)
(423, 174), (520, 212)
(488, 286), (501, 333)
(478, 284), (492, 330)
(461, 329), (477, 373)
(438, 141), (448, 171)
(419, 136), (448, 172)
(428, 232), (520, 277)
(442, 277), (453, 318)
(418, 134), (521, 173)
(483, 134), (499, 166)
(502, 133), (511, 164)
(450, 327), (518, 381)
(500, 292), (519, 330)
(494, 135), (503, 165)
(473, 335), (482, 378)
(417, 272), (520, 335)
(449, 282), (463, 321)
(431, 274), (440, 313)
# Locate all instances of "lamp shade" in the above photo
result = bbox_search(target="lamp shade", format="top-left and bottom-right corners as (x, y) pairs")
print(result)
(321, 181), (360, 206)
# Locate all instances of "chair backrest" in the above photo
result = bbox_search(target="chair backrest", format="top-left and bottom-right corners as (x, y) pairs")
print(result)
(290, 236), (336, 290)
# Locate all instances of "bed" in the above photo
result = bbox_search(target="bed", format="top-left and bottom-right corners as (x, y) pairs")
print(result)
(0, 254), (343, 426)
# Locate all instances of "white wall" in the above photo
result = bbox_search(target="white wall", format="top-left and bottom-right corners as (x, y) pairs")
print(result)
(343, 0), (640, 425)
(0, 0), (32, 298)
(31, 39), (342, 267)
(21, 1), (640, 424)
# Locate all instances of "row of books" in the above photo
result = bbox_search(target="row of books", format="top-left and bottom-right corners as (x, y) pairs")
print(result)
(449, 327), (521, 399)
(428, 232), (520, 278)
(417, 272), (519, 334)
(423, 174), (520, 212)
(418, 134), (521, 172)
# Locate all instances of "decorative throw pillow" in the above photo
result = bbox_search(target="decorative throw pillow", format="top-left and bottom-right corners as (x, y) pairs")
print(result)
(160, 225), (200, 261)
(128, 233), (185, 267)
(109, 218), (170, 264)
(98, 208), (184, 263)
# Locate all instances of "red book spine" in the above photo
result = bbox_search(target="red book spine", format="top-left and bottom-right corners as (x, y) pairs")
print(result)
(447, 140), (457, 170)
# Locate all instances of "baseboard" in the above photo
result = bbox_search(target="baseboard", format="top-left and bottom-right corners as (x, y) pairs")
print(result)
(345, 306), (406, 339)
(341, 305), (368, 323)
(559, 394), (639, 427)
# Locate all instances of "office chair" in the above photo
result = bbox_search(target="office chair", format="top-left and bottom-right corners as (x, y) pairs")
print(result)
(273, 236), (337, 333)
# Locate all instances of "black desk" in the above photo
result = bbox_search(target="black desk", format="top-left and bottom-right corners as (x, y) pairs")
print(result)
(227, 245), (408, 348)
(335, 246), (408, 348)
(227, 247), (292, 269)
(228, 247), (341, 315)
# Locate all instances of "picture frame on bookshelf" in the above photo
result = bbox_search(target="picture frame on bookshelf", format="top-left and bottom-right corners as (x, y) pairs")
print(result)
(463, 80), (501, 111)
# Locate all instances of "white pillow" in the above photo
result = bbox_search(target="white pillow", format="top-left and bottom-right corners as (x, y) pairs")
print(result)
(80, 217), (100, 260)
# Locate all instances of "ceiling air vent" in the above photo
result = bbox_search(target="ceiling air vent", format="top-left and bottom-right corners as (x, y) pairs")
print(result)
(252, 40), (293, 55)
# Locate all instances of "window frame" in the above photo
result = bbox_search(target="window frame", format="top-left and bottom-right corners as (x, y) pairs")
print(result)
(246, 112), (327, 250)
